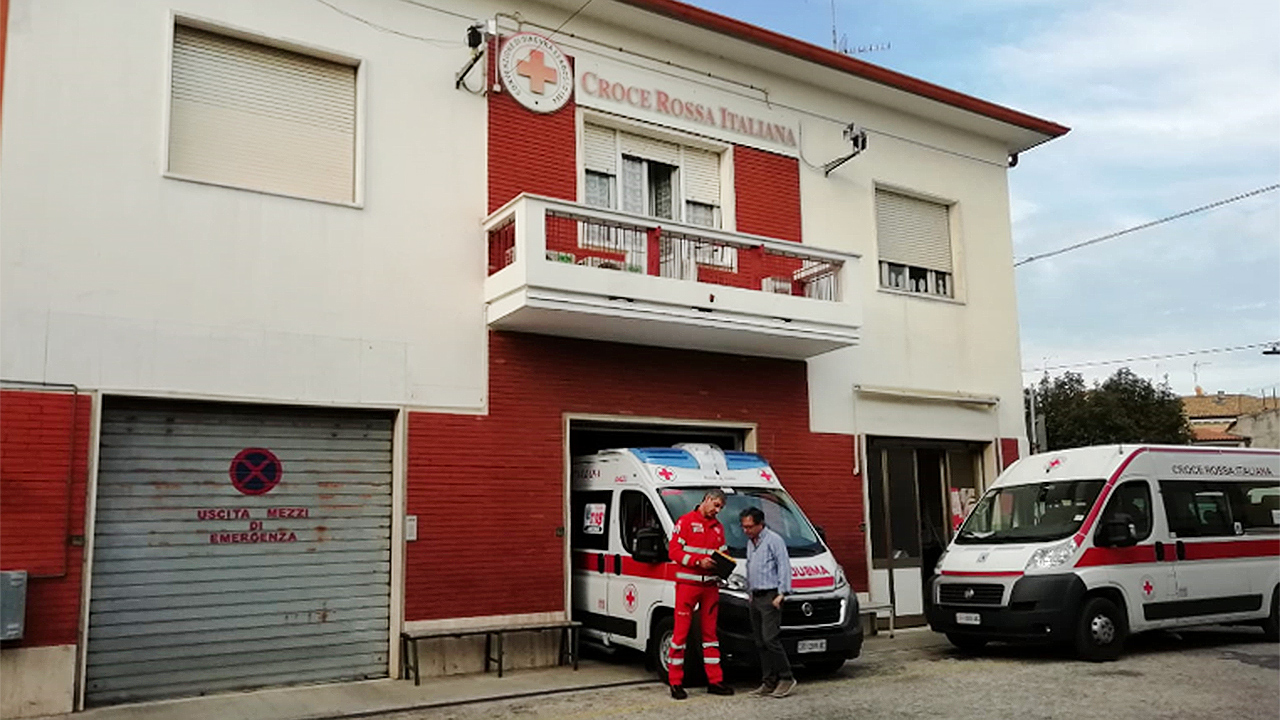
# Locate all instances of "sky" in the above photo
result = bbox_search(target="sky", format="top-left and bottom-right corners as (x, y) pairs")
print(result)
(684, 0), (1280, 398)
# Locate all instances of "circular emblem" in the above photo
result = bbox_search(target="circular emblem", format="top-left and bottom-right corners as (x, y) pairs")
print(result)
(229, 448), (282, 496)
(963, 587), (975, 600)
(498, 33), (573, 113)
(801, 602), (814, 617)
(623, 583), (638, 613)
(1140, 575), (1156, 601)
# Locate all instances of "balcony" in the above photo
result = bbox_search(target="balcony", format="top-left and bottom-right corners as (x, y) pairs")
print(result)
(483, 194), (862, 360)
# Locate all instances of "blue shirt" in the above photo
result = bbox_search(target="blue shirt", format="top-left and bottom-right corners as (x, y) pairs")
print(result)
(744, 526), (791, 594)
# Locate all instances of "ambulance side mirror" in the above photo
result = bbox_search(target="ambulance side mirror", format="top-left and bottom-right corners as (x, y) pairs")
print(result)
(1095, 515), (1137, 548)
(815, 525), (827, 542)
(632, 527), (669, 564)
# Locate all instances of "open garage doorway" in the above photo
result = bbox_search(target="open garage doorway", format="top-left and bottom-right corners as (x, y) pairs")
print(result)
(568, 418), (752, 458)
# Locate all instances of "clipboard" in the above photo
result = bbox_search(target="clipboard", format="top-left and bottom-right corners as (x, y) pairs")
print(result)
(709, 550), (737, 580)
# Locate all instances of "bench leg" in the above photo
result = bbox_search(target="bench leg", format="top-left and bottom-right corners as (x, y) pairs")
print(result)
(572, 626), (579, 671)
(497, 632), (505, 678)
(484, 633), (492, 674)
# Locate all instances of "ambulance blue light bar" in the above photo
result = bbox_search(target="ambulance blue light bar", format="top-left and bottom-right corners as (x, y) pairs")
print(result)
(629, 448), (700, 468)
(724, 451), (769, 470)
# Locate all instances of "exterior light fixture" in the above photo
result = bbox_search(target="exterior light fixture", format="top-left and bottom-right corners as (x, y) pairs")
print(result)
(822, 122), (868, 176)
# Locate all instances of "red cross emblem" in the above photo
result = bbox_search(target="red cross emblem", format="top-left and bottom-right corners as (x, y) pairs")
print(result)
(760, 469), (774, 482)
(623, 583), (638, 613)
(657, 467), (674, 481)
(1143, 580), (1154, 596)
(516, 49), (557, 95)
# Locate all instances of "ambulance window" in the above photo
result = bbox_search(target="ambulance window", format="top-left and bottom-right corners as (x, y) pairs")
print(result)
(1160, 481), (1235, 537)
(572, 490), (612, 551)
(1232, 483), (1279, 534)
(620, 491), (663, 555)
(1100, 481), (1152, 541)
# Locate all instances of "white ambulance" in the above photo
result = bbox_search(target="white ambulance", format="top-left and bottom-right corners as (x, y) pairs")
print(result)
(570, 444), (863, 676)
(927, 445), (1280, 660)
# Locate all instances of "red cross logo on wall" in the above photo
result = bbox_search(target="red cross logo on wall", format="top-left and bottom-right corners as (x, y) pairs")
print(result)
(760, 469), (774, 482)
(516, 49), (557, 95)
(657, 467), (674, 481)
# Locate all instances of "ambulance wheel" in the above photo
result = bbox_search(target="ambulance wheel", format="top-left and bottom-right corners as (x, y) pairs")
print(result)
(648, 616), (674, 678)
(945, 633), (987, 653)
(1262, 586), (1279, 642)
(1074, 596), (1126, 661)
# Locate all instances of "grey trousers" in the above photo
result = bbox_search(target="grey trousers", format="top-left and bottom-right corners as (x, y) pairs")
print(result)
(749, 590), (792, 683)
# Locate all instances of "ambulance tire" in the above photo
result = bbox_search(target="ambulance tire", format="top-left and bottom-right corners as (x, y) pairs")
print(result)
(945, 633), (988, 653)
(648, 615), (674, 677)
(1074, 596), (1126, 661)
(1262, 586), (1279, 642)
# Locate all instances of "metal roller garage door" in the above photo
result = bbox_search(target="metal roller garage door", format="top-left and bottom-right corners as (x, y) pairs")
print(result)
(87, 400), (394, 705)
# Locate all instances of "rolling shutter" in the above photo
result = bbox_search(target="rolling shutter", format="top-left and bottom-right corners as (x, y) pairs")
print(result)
(583, 124), (617, 175)
(86, 401), (393, 706)
(875, 190), (953, 272)
(169, 25), (357, 203)
(683, 147), (721, 206)
(619, 131), (680, 166)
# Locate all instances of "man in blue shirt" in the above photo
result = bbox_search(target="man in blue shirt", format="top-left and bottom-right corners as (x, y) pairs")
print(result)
(740, 507), (796, 698)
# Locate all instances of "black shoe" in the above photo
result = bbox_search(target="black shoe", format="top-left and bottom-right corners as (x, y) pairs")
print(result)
(670, 685), (687, 700)
(707, 683), (735, 696)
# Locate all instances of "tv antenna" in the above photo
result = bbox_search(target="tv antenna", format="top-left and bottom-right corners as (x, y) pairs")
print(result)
(830, 0), (891, 56)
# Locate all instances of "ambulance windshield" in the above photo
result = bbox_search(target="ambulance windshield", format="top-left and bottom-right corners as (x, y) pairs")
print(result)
(956, 479), (1105, 545)
(659, 487), (826, 558)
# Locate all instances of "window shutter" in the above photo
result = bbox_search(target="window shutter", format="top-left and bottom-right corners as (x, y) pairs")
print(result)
(875, 190), (953, 272)
(583, 124), (617, 175)
(169, 25), (357, 203)
(619, 131), (680, 166)
(682, 147), (720, 206)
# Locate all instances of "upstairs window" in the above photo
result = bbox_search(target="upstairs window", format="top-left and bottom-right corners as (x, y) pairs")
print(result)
(168, 24), (358, 204)
(875, 189), (954, 298)
(582, 123), (722, 228)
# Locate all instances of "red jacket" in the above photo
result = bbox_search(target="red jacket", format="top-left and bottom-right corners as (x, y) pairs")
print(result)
(669, 509), (726, 585)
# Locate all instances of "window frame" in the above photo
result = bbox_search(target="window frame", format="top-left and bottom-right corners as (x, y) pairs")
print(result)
(1099, 480), (1154, 543)
(571, 490), (613, 551)
(162, 15), (366, 208)
(873, 185), (961, 303)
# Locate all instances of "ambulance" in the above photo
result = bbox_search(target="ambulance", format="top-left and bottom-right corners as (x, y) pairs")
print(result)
(570, 444), (863, 676)
(927, 445), (1280, 660)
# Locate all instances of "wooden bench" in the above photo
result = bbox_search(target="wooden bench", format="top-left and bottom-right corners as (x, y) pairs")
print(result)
(400, 620), (582, 684)
(859, 603), (895, 638)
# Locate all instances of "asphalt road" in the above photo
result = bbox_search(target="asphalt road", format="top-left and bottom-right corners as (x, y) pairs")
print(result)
(379, 626), (1279, 720)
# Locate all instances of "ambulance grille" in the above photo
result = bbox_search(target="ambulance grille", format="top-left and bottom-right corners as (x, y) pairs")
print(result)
(781, 598), (842, 626)
(939, 583), (1005, 605)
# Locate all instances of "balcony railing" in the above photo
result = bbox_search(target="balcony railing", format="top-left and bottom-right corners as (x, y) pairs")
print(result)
(483, 194), (861, 359)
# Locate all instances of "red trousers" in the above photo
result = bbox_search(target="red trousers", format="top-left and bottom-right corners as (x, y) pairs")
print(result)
(669, 582), (722, 686)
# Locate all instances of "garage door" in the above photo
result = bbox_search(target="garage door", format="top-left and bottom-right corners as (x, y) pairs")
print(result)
(86, 400), (394, 705)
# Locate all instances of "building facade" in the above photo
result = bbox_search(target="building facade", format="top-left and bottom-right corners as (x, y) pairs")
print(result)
(0, 0), (1065, 714)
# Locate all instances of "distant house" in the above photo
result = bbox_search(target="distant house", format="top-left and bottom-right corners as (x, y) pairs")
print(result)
(1229, 409), (1280, 449)
(1182, 389), (1280, 447)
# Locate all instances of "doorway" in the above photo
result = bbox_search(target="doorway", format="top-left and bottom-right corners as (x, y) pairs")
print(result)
(865, 437), (987, 624)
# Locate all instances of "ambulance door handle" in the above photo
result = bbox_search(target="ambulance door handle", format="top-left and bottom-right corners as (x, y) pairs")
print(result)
(613, 554), (622, 575)
(596, 553), (605, 573)
(1154, 542), (1165, 561)
(1175, 541), (1186, 561)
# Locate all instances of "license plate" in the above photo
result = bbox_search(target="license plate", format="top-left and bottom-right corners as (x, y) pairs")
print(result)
(955, 612), (981, 626)
(796, 639), (827, 654)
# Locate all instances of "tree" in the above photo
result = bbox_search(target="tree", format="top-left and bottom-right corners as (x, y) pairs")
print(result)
(1029, 368), (1191, 451)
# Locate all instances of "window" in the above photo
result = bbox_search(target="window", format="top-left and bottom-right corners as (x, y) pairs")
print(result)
(875, 189), (954, 298)
(1238, 483), (1280, 534)
(619, 491), (663, 556)
(1160, 481), (1238, 537)
(168, 24), (357, 204)
(582, 123), (722, 227)
(657, 486), (824, 559)
(956, 479), (1105, 545)
(1099, 481), (1153, 541)
(571, 490), (612, 551)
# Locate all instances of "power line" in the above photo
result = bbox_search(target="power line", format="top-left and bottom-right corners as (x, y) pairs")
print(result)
(1021, 341), (1277, 373)
(1014, 184), (1280, 267)
(313, 0), (463, 46)
(549, 0), (595, 39)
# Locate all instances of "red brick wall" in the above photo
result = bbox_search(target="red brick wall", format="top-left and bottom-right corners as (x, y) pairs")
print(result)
(733, 145), (802, 243)
(0, 390), (92, 647)
(487, 40), (577, 213)
(1000, 437), (1021, 470)
(404, 333), (866, 621)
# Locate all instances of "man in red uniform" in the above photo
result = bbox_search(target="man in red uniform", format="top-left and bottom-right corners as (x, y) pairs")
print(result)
(667, 489), (735, 700)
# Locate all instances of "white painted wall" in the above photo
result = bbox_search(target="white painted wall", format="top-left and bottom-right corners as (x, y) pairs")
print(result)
(0, 645), (76, 717)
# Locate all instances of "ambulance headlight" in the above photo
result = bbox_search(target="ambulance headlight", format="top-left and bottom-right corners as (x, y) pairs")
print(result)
(833, 565), (848, 590)
(1024, 537), (1079, 571)
(722, 573), (747, 591)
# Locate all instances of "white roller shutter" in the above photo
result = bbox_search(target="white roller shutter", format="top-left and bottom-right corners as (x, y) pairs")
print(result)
(619, 131), (680, 166)
(583, 124), (617, 175)
(682, 147), (721, 206)
(169, 25), (357, 204)
(875, 190), (953, 272)
(86, 401), (392, 706)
